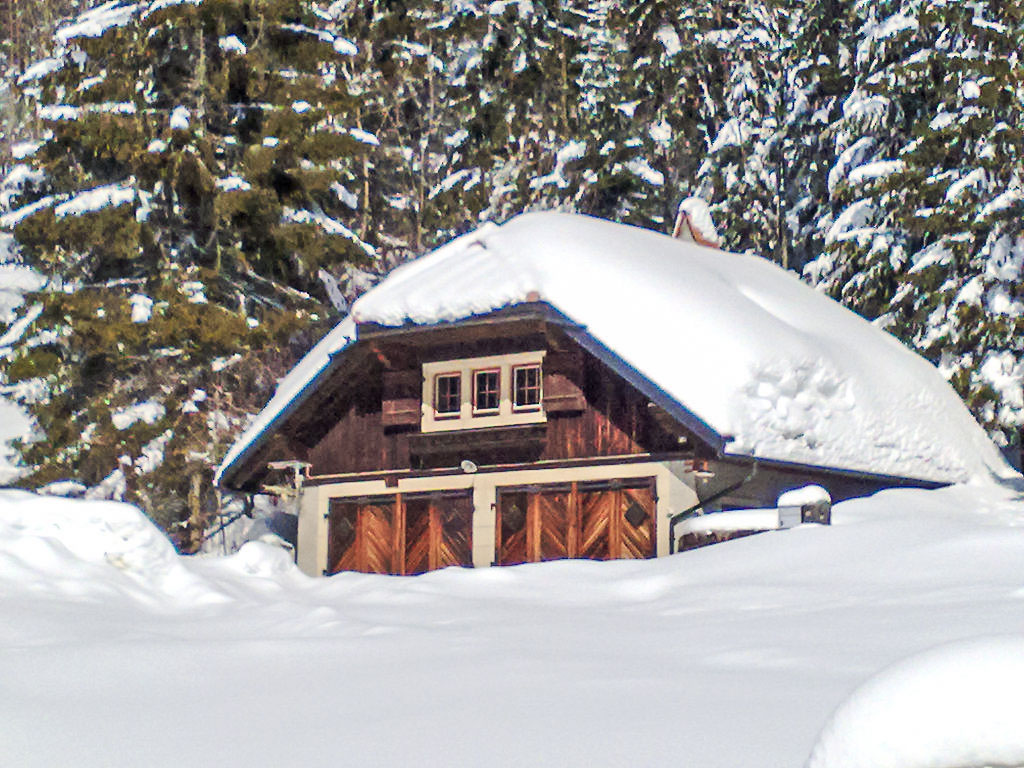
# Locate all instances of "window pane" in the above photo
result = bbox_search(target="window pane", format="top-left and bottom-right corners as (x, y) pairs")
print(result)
(474, 370), (500, 412)
(513, 365), (541, 408)
(435, 374), (460, 414)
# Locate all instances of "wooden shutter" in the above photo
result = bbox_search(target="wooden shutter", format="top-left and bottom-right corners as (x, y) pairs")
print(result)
(543, 351), (586, 413)
(381, 369), (421, 428)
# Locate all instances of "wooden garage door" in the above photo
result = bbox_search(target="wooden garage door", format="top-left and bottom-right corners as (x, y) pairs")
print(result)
(328, 497), (396, 575)
(327, 491), (474, 576)
(403, 492), (474, 575)
(496, 478), (656, 565)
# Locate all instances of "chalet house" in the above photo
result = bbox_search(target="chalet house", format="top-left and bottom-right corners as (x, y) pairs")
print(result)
(216, 212), (1012, 577)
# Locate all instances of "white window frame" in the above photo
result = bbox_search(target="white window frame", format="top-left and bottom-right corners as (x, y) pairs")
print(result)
(421, 351), (547, 433)
(511, 363), (543, 412)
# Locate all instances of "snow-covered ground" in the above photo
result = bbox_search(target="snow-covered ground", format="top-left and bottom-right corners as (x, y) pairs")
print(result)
(2, 482), (1024, 768)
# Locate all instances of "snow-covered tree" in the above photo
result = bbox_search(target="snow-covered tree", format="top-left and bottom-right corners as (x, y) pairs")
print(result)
(805, 0), (1024, 447)
(1, 0), (380, 542)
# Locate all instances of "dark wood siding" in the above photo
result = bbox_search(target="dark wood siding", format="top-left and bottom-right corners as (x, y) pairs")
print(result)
(304, 329), (686, 477)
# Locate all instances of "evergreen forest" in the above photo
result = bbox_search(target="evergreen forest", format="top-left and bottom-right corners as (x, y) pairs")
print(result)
(0, 0), (1021, 547)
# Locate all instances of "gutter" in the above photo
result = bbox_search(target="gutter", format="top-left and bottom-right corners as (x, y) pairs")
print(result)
(668, 461), (759, 555)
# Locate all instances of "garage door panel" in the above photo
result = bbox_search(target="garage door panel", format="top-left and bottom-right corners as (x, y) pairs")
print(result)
(500, 479), (656, 564)
(620, 486), (655, 559)
(359, 501), (396, 574)
(536, 490), (572, 560)
(328, 492), (471, 575)
(497, 490), (528, 565)
(437, 494), (474, 568)
(579, 489), (613, 560)
(403, 497), (433, 575)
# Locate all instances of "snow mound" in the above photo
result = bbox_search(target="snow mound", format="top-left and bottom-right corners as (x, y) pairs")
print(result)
(0, 490), (219, 604)
(807, 636), (1024, 768)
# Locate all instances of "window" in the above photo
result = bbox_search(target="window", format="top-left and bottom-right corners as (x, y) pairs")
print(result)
(421, 351), (546, 432)
(513, 364), (541, 410)
(434, 373), (461, 416)
(473, 369), (500, 413)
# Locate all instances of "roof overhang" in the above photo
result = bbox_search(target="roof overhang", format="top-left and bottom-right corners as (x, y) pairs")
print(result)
(217, 301), (731, 491)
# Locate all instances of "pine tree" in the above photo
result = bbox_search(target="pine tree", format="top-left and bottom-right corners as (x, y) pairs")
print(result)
(805, 0), (1024, 448)
(1, 0), (381, 543)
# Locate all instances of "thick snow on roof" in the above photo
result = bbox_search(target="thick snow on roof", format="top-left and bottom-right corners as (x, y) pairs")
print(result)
(352, 212), (1011, 483)
(219, 212), (1014, 485)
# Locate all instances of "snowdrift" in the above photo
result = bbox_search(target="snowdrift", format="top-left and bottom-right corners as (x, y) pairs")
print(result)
(3, 484), (1024, 768)
(808, 636), (1024, 768)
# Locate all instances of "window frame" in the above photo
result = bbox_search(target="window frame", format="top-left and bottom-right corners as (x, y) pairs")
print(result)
(512, 363), (542, 411)
(433, 371), (462, 418)
(420, 351), (547, 433)
(472, 368), (502, 415)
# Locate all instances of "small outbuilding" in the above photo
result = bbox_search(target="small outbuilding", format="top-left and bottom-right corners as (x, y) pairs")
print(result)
(216, 212), (1013, 576)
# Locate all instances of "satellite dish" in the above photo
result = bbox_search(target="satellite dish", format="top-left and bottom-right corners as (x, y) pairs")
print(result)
(460, 459), (478, 474)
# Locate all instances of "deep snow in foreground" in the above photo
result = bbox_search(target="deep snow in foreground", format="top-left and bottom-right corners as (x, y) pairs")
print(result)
(2, 483), (1024, 768)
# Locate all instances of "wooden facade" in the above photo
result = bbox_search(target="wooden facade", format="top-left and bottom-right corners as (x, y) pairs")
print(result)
(225, 306), (941, 577)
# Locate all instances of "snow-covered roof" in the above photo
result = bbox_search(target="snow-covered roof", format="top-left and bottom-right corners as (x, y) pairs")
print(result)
(218, 212), (1016, 486)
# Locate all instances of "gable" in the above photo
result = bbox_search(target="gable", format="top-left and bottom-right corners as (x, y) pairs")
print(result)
(221, 310), (712, 490)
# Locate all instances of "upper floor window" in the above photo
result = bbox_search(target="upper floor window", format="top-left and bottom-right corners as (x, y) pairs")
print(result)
(434, 373), (461, 417)
(421, 351), (546, 433)
(474, 369), (501, 413)
(513, 364), (541, 410)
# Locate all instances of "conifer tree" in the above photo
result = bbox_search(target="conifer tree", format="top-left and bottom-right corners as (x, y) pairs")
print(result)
(1, 0), (380, 542)
(805, 0), (1024, 447)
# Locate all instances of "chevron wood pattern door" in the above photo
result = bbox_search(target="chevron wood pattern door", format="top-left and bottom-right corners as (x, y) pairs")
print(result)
(403, 492), (473, 574)
(619, 484), (655, 559)
(496, 489), (529, 565)
(497, 478), (655, 565)
(328, 492), (472, 575)
(327, 497), (396, 574)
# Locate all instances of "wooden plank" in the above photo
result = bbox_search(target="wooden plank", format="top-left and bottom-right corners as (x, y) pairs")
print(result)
(393, 492), (405, 575)
(327, 499), (359, 574)
(537, 490), (570, 561)
(496, 490), (528, 565)
(403, 496), (432, 575)
(437, 493), (473, 568)
(359, 500), (395, 574)
(579, 488), (612, 560)
(619, 484), (655, 559)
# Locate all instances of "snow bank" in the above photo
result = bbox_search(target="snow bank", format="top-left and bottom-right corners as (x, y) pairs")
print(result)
(0, 490), (216, 604)
(4, 483), (1024, 768)
(807, 636), (1024, 768)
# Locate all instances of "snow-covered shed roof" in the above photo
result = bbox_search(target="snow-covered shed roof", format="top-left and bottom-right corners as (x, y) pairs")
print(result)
(218, 212), (1015, 487)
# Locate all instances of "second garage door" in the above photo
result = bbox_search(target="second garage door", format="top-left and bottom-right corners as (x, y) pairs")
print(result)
(496, 478), (656, 565)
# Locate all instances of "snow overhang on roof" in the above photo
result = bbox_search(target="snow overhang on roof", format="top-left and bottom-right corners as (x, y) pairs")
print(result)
(217, 211), (1017, 488)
